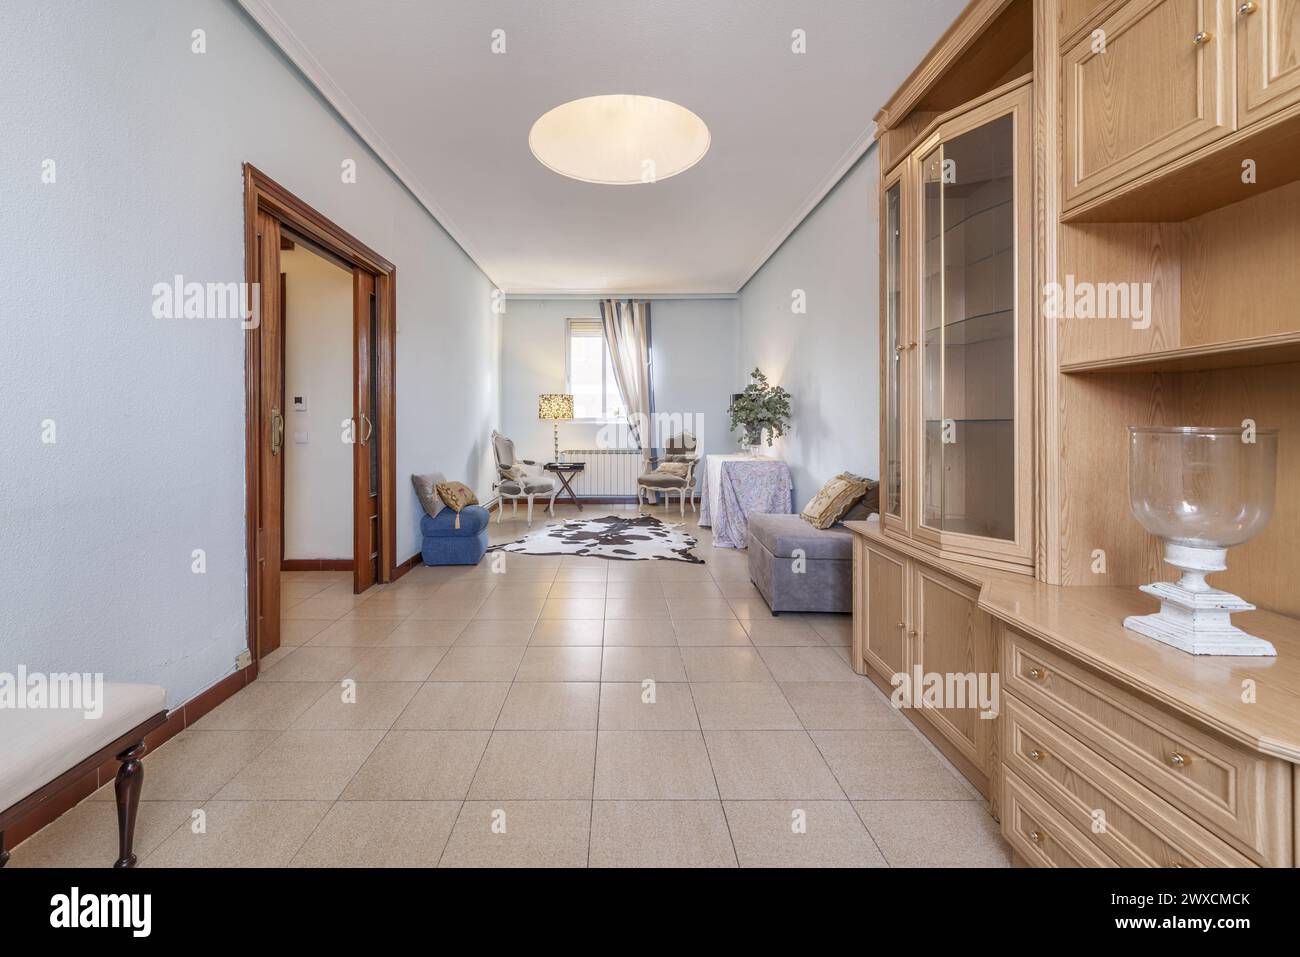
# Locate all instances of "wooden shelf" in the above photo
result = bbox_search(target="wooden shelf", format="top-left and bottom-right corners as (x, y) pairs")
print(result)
(1060, 332), (1300, 375)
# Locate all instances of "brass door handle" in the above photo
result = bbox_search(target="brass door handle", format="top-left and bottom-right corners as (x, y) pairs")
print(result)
(270, 408), (284, 456)
(1193, 30), (1213, 45)
(1237, 1), (1256, 14)
(360, 413), (373, 446)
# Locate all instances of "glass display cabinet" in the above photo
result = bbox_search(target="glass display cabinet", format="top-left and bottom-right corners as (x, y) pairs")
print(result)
(879, 84), (1033, 570)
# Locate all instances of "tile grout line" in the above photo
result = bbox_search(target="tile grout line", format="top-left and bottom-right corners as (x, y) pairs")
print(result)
(690, 683), (742, 868)
(277, 693), (391, 865)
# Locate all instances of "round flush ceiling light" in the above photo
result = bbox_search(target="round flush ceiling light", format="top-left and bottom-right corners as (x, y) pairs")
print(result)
(528, 94), (710, 185)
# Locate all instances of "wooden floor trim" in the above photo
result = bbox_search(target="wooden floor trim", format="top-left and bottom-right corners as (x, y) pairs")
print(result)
(281, 558), (353, 571)
(392, 551), (422, 582)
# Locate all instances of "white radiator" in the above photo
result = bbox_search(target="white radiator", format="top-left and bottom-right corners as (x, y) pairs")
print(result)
(559, 448), (642, 498)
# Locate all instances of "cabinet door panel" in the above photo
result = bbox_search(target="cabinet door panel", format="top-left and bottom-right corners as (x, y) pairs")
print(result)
(910, 84), (1033, 567)
(1064, 0), (1234, 208)
(864, 547), (908, 678)
(1239, 0), (1300, 125)
(911, 564), (995, 773)
(881, 166), (910, 534)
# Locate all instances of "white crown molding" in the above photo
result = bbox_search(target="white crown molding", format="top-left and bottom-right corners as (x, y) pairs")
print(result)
(732, 121), (879, 293)
(236, 0), (500, 288)
(501, 287), (738, 299)
(504, 291), (738, 300)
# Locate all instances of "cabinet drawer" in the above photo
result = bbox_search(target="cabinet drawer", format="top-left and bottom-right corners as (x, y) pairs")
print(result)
(1004, 695), (1256, 867)
(1063, 0), (1235, 209)
(1003, 770), (1117, 867)
(1004, 628), (1290, 864)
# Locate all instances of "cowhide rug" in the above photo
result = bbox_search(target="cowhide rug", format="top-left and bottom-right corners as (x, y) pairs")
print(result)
(489, 514), (705, 564)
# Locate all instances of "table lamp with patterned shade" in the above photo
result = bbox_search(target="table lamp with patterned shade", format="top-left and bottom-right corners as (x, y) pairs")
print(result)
(538, 393), (574, 464)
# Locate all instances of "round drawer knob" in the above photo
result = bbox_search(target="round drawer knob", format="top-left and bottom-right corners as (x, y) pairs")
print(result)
(1027, 749), (1045, 762)
(1028, 830), (1045, 845)
(1027, 667), (1046, 681)
(1167, 751), (1189, 768)
(1193, 30), (1213, 45)
(1238, 1), (1257, 15)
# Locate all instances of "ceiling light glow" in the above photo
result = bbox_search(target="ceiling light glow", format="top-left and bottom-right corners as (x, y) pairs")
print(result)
(529, 94), (710, 185)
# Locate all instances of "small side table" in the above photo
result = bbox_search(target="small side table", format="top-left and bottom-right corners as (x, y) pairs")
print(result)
(544, 462), (586, 511)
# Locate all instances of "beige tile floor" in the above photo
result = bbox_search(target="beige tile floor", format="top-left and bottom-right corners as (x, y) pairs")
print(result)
(10, 505), (1009, 868)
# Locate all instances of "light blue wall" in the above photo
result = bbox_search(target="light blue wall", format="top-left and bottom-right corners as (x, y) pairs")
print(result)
(736, 147), (881, 506)
(0, 0), (500, 706)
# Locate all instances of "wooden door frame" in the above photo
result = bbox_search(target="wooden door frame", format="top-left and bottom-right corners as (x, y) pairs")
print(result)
(242, 163), (397, 669)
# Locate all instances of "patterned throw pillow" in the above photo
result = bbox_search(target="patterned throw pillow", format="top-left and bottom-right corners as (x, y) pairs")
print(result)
(840, 484), (880, 521)
(436, 481), (479, 529)
(800, 475), (869, 530)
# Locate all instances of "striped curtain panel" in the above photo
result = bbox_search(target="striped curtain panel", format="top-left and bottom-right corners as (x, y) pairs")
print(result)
(599, 298), (653, 470)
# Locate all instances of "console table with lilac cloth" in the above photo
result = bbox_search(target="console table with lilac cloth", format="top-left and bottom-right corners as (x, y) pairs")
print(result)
(698, 455), (794, 548)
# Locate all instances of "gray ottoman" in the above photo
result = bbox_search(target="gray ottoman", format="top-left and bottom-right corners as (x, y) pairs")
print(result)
(747, 513), (854, 614)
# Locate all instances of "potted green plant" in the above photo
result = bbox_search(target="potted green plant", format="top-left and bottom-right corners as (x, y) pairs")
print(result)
(728, 368), (791, 455)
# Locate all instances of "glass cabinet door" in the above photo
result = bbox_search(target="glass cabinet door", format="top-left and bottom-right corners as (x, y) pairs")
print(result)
(883, 179), (904, 522)
(918, 111), (1017, 544)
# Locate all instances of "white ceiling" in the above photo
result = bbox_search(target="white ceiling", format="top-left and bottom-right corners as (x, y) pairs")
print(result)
(239, 0), (967, 295)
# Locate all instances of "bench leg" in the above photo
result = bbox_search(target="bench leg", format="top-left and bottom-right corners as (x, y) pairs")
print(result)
(113, 742), (146, 869)
(0, 831), (8, 867)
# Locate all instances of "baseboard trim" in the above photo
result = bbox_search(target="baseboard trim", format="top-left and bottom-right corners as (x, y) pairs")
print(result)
(281, 558), (353, 571)
(392, 551), (423, 581)
(4, 665), (254, 850)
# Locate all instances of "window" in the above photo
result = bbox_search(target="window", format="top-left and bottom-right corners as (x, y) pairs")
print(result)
(566, 320), (624, 421)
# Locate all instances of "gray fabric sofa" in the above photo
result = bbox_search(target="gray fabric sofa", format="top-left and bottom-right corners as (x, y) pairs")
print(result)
(747, 513), (854, 614)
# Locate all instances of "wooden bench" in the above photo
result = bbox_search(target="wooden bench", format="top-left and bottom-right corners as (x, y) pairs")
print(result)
(0, 683), (167, 868)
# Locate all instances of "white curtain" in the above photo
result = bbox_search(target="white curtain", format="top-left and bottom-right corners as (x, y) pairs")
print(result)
(600, 298), (653, 470)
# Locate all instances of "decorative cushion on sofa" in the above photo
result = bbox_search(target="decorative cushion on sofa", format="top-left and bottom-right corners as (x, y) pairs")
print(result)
(800, 474), (869, 529)
(436, 481), (479, 529)
(840, 477), (880, 521)
(411, 473), (444, 517)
